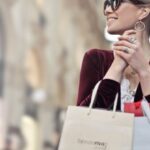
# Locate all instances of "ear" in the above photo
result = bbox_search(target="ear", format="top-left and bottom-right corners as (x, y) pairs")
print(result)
(138, 7), (150, 20)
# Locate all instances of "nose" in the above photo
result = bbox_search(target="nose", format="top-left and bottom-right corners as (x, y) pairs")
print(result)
(104, 5), (114, 16)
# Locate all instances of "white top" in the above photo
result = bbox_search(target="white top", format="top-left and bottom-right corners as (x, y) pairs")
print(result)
(120, 78), (137, 112)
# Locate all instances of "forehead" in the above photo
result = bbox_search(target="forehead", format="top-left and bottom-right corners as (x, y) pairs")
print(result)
(105, 0), (122, 2)
(104, 0), (148, 8)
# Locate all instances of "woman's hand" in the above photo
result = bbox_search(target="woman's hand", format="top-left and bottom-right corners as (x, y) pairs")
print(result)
(113, 29), (150, 77)
(103, 30), (135, 82)
(112, 30), (137, 72)
(113, 29), (150, 96)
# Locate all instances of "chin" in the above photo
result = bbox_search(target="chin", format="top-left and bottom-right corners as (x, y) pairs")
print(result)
(107, 29), (124, 35)
(107, 26), (134, 35)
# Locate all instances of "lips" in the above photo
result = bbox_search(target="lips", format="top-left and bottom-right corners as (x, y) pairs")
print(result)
(107, 17), (118, 20)
(107, 17), (118, 25)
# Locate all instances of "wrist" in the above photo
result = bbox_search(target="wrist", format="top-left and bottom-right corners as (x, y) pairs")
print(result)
(112, 61), (127, 73)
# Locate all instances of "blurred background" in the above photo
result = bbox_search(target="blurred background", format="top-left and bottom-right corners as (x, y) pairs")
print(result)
(0, 0), (117, 149)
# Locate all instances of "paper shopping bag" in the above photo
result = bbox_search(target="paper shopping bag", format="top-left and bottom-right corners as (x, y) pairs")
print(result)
(133, 99), (150, 150)
(58, 81), (134, 150)
(133, 117), (150, 150)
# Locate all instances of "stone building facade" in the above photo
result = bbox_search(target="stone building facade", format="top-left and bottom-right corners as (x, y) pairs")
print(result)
(0, 0), (111, 149)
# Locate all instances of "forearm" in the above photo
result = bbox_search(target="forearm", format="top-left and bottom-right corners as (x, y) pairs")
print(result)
(77, 79), (120, 109)
(104, 61), (125, 83)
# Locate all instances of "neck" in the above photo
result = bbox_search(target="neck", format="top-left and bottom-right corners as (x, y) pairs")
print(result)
(139, 30), (150, 59)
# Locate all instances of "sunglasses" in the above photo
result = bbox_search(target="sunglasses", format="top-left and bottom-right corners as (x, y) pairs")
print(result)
(104, 0), (145, 12)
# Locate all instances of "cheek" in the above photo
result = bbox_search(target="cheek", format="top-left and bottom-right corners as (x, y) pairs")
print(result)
(117, 5), (139, 26)
(118, 12), (137, 28)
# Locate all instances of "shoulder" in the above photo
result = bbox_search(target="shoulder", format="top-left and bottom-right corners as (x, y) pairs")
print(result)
(86, 48), (113, 57)
(84, 48), (114, 65)
(81, 49), (114, 78)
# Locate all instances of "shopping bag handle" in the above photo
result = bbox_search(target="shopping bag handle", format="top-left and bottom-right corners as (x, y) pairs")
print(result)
(141, 98), (150, 123)
(87, 80), (118, 117)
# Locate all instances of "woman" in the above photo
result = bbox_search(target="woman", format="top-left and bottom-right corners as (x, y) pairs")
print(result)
(77, 0), (150, 113)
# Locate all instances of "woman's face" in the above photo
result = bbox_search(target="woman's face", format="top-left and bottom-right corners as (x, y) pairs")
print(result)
(104, 0), (142, 35)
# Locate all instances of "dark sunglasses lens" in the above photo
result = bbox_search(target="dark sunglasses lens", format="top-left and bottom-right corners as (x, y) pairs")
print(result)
(113, 0), (120, 9)
(104, 0), (110, 10)
(104, 0), (120, 11)
(113, 0), (117, 9)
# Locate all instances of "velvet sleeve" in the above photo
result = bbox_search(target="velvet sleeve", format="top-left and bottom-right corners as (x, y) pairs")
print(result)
(77, 49), (120, 109)
(145, 95), (150, 102)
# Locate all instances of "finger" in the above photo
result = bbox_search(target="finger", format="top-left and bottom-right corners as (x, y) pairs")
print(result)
(118, 36), (137, 44)
(118, 35), (130, 41)
(123, 30), (136, 36)
(113, 41), (137, 50)
(113, 45), (134, 54)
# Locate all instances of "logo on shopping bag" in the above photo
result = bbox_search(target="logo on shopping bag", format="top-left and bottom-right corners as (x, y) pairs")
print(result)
(77, 138), (108, 150)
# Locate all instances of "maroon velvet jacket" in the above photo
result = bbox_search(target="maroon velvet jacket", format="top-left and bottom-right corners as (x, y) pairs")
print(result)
(77, 49), (150, 110)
